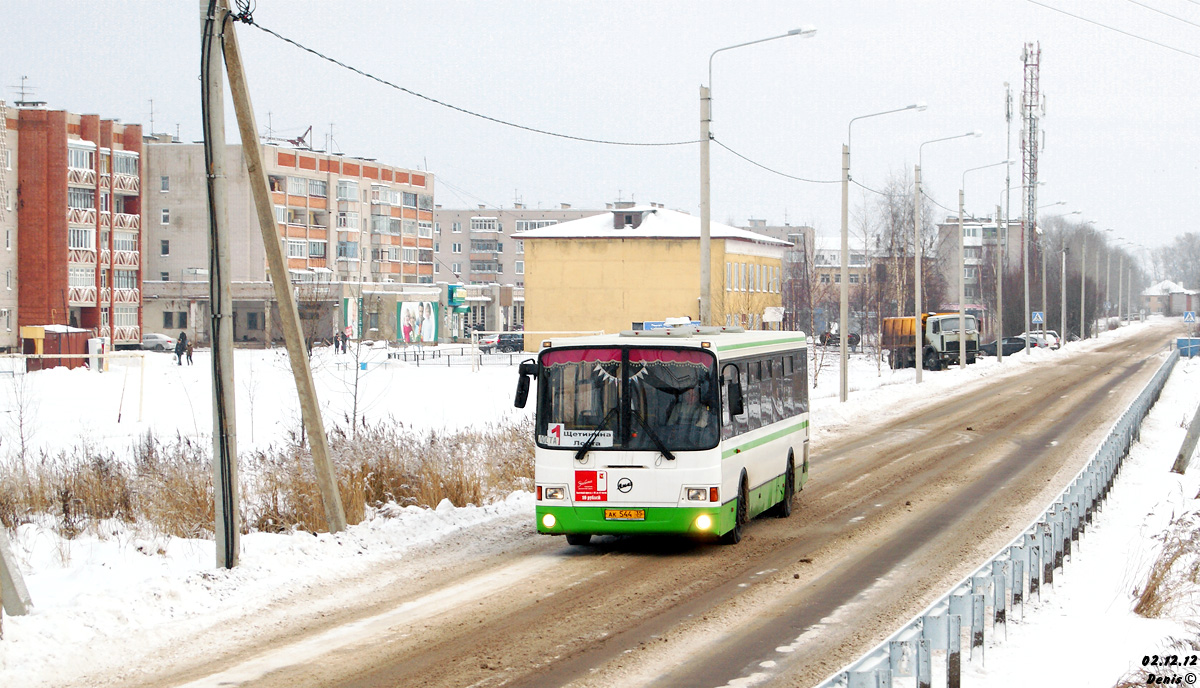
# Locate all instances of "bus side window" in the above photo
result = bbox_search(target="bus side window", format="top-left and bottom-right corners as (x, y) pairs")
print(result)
(795, 352), (809, 414)
(733, 362), (751, 437)
(760, 358), (777, 426)
(782, 356), (795, 416)
(747, 360), (762, 430)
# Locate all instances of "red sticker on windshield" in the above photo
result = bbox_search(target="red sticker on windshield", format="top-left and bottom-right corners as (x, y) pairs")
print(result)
(575, 470), (608, 502)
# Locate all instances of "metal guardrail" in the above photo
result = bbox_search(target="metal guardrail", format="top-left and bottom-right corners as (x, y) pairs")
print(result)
(816, 348), (1180, 688)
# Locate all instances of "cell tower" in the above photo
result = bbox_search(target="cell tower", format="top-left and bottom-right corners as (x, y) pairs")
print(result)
(1020, 43), (1042, 237)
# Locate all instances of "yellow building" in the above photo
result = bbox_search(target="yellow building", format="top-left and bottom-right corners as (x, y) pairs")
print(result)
(515, 206), (789, 336)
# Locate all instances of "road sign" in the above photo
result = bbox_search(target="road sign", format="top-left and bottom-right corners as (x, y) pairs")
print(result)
(1185, 311), (1196, 324)
(1032, 311), (1045, 324)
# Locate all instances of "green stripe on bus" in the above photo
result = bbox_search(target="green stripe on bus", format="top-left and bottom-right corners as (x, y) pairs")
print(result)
(714, 336), (808, 352)
(721, 420), (809, 460)
(536, 504), (731, 537)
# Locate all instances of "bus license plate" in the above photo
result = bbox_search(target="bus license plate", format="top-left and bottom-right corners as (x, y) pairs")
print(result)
(604, 509), (645, 521)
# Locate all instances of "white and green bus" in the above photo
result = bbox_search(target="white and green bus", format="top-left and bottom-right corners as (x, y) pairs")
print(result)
(514, 326), (809, 545)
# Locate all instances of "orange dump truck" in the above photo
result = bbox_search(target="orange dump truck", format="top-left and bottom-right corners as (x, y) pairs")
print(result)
(882, 312), (979, 370)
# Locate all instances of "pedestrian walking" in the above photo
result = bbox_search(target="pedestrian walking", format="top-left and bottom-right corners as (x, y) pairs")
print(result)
(174, 332), (188, 366)
(185, 339), (194, 365)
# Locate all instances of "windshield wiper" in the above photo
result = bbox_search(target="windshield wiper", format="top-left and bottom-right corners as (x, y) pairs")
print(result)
(630, 406), (676, 461)
(575, 406), (620, 461)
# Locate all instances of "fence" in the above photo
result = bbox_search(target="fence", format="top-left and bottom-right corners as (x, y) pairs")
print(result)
(816, 348), (1180, 688)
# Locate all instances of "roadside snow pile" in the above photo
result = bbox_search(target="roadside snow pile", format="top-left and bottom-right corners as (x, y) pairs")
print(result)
(0, 491), (534, 687)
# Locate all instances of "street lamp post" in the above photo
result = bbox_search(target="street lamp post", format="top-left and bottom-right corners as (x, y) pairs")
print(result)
(700, 28), (815, 325)
(839, 102), (926, 402)
(1060, 242), (1068, 342)
(913, 131), (980, 381)
(958, 160), (1011, 369)
(1037, 207), (1078, 340)
(1080, 235), (1086, 341)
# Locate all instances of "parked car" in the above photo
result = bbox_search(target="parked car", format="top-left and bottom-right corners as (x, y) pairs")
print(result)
(141, 333), (176, 351)
(1014, 332), (1052, 348)
(819, 331), (861, 349)
(480, 332), (525, 353)
(979, 336), (1029, 357)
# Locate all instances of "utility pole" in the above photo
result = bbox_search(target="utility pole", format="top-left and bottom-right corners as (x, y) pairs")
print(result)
(200, 0), (239, 568)
(699, 84), (711, 325)
(1021, 43), (1041, 355)
(217, 0), (347, 533)
(1080, 238), (1086, 340)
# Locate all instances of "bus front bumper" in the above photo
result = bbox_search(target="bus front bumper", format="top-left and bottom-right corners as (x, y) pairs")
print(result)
(536, 503), (734, 538)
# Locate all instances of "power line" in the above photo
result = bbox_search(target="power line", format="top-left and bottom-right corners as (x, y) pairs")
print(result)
(710, 137), (839, 184)
(1026, 0), (1200, 59)
(233, 13), (699, 148)
(1125, 0), (1200, 28)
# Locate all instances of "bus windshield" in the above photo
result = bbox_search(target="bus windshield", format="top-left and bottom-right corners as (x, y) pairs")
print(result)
(536, 347), (719, 452)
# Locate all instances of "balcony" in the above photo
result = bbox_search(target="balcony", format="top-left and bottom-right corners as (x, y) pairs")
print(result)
(112, 173), (140, 195)
(113, 213), (140, 230)
(67, 207), (97, 226)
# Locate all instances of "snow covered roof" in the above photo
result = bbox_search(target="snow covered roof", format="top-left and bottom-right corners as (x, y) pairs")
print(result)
(512, 206), (790, 247)
(1143, 280), (1196, 296)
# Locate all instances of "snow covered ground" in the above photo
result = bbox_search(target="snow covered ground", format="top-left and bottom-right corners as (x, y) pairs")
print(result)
(1, 319), (1197, 687)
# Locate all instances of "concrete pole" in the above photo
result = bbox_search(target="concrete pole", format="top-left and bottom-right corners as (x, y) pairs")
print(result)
(1119, 254), (1125, 325)
(1041, 236), (1047, 341)
(1080, 238), (1086, 341)
(996, 204), (1004, 361)
(913, 164), (924, 381)
(839, 143), (850, 401)
(218, 0), (346, 533)
(699, 85), (712, 325)
(1060, 245), (1067, 342)
(200, 0), (240, 568)
(958, 190), (966, 369)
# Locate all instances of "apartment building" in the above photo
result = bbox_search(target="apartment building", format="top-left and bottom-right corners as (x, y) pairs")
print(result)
(15, 106), (145, 347)
(144, 140), (435, 343)
(742, 219), (813, 332)
(432, 202), (606, 331)
(0, 102), (17, 351)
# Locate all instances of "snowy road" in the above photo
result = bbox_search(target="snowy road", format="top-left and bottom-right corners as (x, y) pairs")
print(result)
(111, 323), (1177, 688)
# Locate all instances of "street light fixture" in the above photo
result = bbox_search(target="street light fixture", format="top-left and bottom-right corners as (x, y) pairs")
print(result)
(912, 130), (981, 382)
(839, 102), (926, 402)
(700, 27), (816, 325)
(958, 160), (1013, 369)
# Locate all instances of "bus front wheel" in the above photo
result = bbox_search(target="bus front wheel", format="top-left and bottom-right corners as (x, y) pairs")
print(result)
(723, 475), (749, 545)
(565, 534), (592, 546)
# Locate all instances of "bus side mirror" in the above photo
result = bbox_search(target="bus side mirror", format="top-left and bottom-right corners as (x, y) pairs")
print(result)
(727, 380), (745, 417)
(514, 359), (538, 408)
(721, 363), (744, 417)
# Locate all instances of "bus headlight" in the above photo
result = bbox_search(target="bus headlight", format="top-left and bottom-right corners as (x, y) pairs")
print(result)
(695, 514), (713, 531)
(542, 513), (557, 529)
(687, 488), (707, 501)
(545, 487), (566, 501)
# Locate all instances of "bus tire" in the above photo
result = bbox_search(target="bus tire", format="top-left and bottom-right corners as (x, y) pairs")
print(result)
(565, 534), (592, 546)
(772, 457), (795, 519)
(723, 473), (749, 545)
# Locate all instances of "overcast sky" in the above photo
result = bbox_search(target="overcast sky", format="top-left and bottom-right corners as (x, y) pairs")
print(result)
(4, 1), (1197, 250)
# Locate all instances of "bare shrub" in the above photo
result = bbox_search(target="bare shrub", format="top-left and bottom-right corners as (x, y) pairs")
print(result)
(1, 418), (534, 538)
(1134, 512), (1200, 618)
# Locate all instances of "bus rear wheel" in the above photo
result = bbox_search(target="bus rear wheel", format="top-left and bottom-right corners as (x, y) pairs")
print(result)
(772, 458), (794, 518)
(722, 475), (749, 545)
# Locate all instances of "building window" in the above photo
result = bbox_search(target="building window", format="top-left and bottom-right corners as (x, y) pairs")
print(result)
(308, 240), (327, 258)
(452, 221), (462, 233)
(337, 241), (358, 259)
(434, 264), (440, 274)
(336, 212), (360, 229)
(161, 208), (170, 225)
(68, 227), (94, 250)
(287, 240), (306, 258)
(248, 312), (261, 330)
(114, 306), (137, 328)
(820, 274), (830, 284)
(5, 269), (10, 290)
(452, 242), (462, 254)
(2, 148), (10, 170)
(161, 239), (170, 256)
(113, 151), (138, 176)
(274, 205), (287, 224)
(418, 221), (433, 238)
(68, 187), (95, 209)
(451, 262), (461, 274)
(308, 179), (327, 197)
(68, 145), (94, 170)
(515, 219), (557, 232)
(114, 269), (138, 289)
(2, 308), (10, 331)
(160, 175), (170, 192)
(471, 217), (498, 232)
(69, 266), (95, 287)
(114, 231), (137, 252)
(160, 271), (170, 281)
(515, 260), (524, 275)
(516, 240), (524, 254)
(336, 180), (358, 201)
(287, 176), (308, 196)
(848, 274), (859, 284)
(163, 312), (174, 329)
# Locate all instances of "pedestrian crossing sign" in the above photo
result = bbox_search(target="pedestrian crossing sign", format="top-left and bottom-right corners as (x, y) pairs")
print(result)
(1032, 311), (1045, 324)
(1186, 311), (1196, 324)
